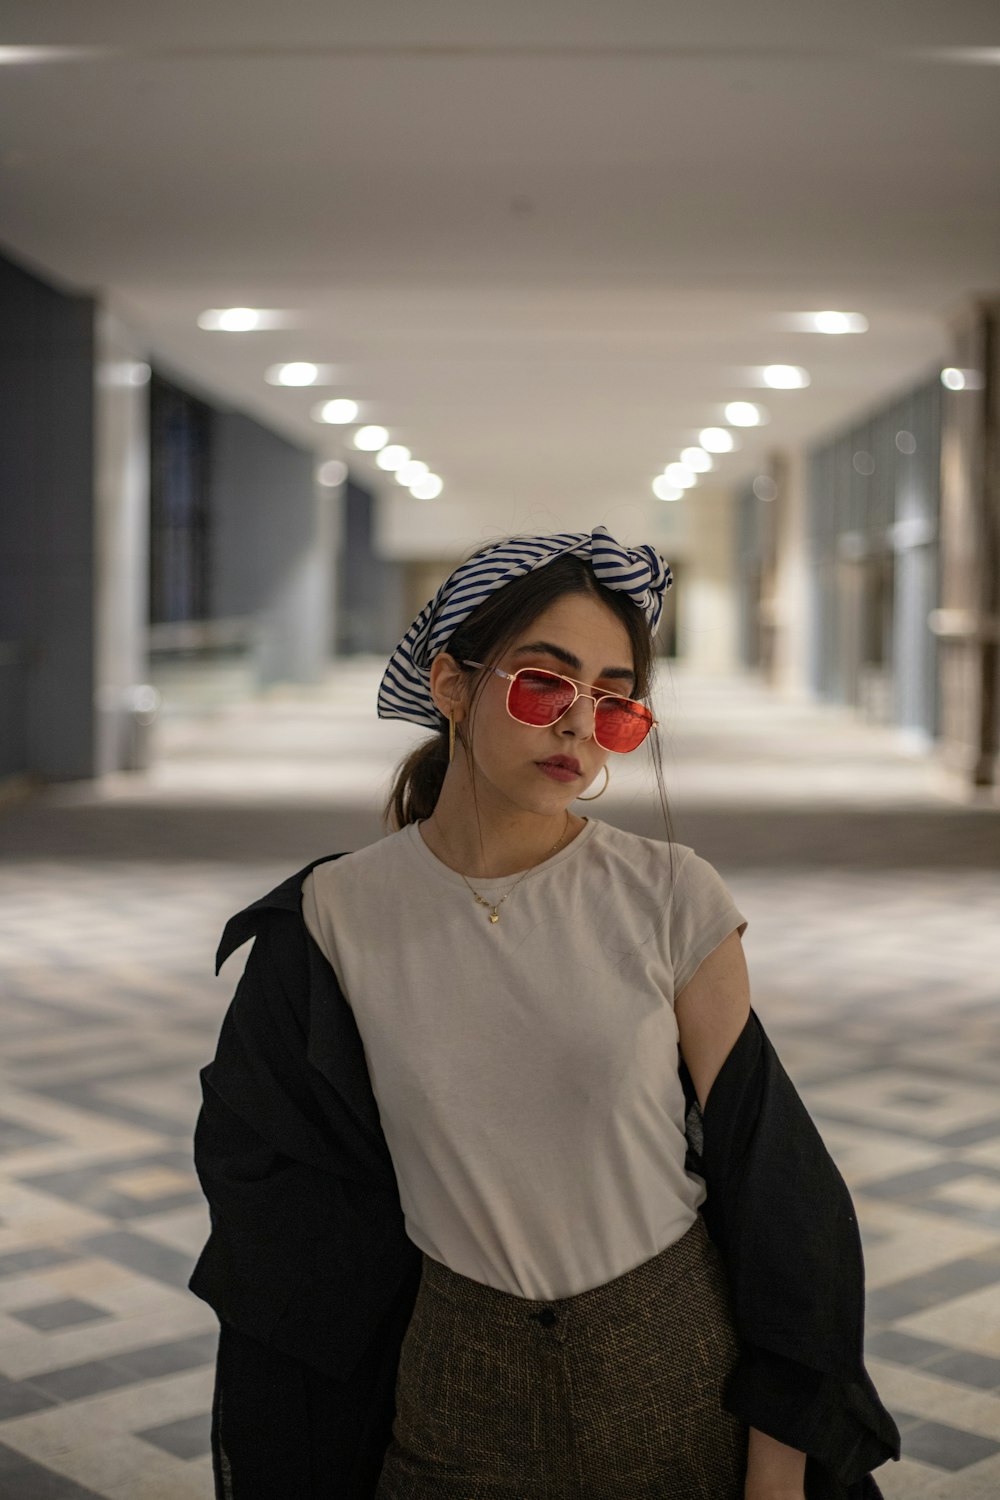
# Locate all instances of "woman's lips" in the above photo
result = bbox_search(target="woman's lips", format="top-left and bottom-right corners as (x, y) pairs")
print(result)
(536, 761), (581, 783)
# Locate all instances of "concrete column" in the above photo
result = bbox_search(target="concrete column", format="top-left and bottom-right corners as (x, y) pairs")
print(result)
(679, 484), (739, 674)
(769, 448), (812, 701)
(932, 299), (1000, 788)
(93, 305), (152, 773)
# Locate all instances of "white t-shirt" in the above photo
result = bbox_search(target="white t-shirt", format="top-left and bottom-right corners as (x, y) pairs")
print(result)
(301, 816), (747, 1300)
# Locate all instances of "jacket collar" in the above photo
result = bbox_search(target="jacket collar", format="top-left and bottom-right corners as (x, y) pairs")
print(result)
(215, 852), (347, 974)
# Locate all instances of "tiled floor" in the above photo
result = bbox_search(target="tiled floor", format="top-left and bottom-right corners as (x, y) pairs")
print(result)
(0, 659), (998, 1498)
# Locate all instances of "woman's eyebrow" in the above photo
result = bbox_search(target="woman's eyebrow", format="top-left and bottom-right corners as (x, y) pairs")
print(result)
(510, 640), (636, 687)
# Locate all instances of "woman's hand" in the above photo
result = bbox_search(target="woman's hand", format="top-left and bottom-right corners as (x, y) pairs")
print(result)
(744, 1426), (807, 1500)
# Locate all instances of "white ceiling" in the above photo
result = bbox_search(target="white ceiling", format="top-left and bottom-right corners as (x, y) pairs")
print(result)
(1, 1), (998, 534)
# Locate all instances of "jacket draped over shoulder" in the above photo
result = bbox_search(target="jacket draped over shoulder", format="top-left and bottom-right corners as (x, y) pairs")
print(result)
(190, 856), (423, 1496)
(681, 1019), (899, 1499)
(191, 856), (899, 1500)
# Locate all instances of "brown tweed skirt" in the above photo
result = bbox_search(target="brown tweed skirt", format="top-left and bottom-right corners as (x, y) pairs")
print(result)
(375, 1212), (747, 1500)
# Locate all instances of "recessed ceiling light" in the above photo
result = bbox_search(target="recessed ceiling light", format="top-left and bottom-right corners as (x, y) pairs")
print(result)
(761, 364), (810, 389)
(940, 367), (984, 391)
(376, 444), (411, 471)
(96, 360), (151, 389)
(318, 459), (348, 487)
(0, 46), (111, 64)
(410, 473), (444, 499)
(266, 362), (320, 387)
(354, 424), (389, 451)
(220, 308), (259, 332)
(396, 459), (429, 486)
(200, 308), (292, 331)
(699, 427), (736, 453)
(314, 398), (359, 424)
(222, 308), (259, 332)
(680, 447), (713, 472)
(908, 47), (1000, 65)
(725, 401), (768, 426)
(810, 311), (868, 335)
(652, 477), (683, 502)
(664, 463), (697, 489)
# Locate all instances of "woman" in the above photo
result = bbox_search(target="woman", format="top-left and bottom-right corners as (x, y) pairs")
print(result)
(191, 526), (898, 1499)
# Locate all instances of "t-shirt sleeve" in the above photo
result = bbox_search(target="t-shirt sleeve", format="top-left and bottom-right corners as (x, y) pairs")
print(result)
(301, 869), (323, 950)
(669, 850), (748, 998)
(300, 868), (349, 996)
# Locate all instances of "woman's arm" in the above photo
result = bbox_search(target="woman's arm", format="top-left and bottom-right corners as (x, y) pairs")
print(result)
(675, 930), (807, 1500)
(673, 926), (751, 1111)
(744, 1428), (808, 1499)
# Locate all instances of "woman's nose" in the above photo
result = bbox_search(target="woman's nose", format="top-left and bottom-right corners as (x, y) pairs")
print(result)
(559, 692), (597, 737)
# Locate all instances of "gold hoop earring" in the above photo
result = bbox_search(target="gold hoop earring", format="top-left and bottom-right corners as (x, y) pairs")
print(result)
(577, 764), (610, 801)
(448, 714), (455, 764)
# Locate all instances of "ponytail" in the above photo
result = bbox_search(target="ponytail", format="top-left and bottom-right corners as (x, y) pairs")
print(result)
(384, 723), (451, 830)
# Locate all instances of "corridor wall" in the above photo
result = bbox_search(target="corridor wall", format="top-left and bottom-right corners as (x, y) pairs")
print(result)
(336, 477), (405, 655)
(805, 374), (941, 741)
(147, 373), (331, 689)
(210, 406), (329, 685)
(0, 249), (97, 781)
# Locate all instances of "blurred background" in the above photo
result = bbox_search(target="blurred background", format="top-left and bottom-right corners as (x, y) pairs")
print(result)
(0, 4), (999, 1497)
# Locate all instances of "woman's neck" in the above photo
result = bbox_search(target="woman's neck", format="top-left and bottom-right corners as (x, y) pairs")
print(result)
(417, 797), (586, 878)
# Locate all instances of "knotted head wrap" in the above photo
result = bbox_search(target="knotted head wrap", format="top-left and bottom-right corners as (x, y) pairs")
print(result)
(377, 524), (673, 729)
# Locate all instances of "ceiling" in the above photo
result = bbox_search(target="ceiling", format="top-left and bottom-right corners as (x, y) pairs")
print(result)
(1, 1), (998, 538)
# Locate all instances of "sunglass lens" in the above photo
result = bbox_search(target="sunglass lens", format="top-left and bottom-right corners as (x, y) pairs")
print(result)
(508, 669), (576, 724)
(595, 698), (653, 751)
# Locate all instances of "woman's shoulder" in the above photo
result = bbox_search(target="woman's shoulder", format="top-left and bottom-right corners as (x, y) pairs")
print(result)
(300, 826), (411, 897)
(588, 819), (696, 870)
(586, 823), (738, 908)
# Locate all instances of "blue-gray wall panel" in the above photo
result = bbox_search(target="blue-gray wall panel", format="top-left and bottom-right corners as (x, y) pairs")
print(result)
(0, 249), (96, 779)
(209, 407), (315, 620)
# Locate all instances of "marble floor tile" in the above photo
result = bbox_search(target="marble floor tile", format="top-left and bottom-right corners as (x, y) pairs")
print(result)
(134, 1411), (212, 1461)
(902, 1423), (1000, 1473)
(897, 1285), (1000, 1357)
(9, 1301), (113, 1335)
(865, 1361), (1000, 1440)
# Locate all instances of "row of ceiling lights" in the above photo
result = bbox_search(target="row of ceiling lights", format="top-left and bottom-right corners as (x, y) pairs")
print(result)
(310, 399), (443, 498)
(198, 307), (982, 505)
(198, 309), (443, 499)
(653, 407), (765, 501)
(265, 368), (443, 499)
(651, 313), (863, 503)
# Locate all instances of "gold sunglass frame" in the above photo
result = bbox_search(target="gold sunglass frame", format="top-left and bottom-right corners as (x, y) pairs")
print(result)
(460, 660), (657, 752)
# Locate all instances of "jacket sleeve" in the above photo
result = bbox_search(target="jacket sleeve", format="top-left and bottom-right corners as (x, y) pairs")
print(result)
(189, 909), (421, 1385)
(683, 1011), (900, 1499)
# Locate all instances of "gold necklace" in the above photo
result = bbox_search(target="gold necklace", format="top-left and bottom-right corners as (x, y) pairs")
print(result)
(458, 813), (572, 924)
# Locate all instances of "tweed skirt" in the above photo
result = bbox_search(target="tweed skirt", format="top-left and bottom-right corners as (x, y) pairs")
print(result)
(375, 1213), (747, 1500)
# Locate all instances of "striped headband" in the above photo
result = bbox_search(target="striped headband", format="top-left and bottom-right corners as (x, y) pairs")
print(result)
(377, 524), (673, 729)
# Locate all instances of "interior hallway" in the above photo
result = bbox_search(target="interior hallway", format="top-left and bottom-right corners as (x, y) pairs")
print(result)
(0, 660), (999, 1499)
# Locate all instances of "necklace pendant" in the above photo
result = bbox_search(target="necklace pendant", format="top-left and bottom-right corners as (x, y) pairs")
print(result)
(489, 909), (500, 924)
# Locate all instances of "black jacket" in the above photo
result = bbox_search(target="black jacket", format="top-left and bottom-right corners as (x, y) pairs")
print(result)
(190, 853), (900, 1499)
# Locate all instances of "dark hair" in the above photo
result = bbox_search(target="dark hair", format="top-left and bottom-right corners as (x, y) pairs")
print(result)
(383, 538), (676, 850)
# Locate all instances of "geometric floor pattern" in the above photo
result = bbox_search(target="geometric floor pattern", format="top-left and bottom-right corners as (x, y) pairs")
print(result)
(1, 660), (998, 1498)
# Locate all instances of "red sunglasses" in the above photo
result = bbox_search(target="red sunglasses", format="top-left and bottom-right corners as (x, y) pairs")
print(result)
(461, 660), (656, 753)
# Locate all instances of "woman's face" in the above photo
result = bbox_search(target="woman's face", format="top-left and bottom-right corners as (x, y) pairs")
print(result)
(462, 592), (638, 813)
